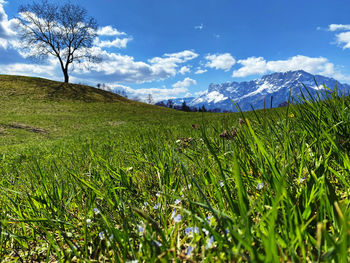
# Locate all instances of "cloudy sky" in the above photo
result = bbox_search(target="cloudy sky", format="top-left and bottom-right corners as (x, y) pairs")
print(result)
(1, 0), (350, 101)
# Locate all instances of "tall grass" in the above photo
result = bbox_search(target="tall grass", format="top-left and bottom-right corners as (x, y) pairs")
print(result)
(0, 85), (349, 261)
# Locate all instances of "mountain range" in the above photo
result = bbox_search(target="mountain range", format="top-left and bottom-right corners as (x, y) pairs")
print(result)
(159, 70), (350, 111)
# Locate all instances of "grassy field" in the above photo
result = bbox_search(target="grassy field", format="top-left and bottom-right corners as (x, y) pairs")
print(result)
(0, 75), (349, 262)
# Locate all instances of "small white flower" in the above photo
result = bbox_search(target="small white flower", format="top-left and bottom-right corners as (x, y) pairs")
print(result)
(137, 222), (145, 235)
(137, 226), (144, 234)
(185, 227), (199, 235)
(206, 236), (215, 249)
(156, 191), (161, 197)
(93, 208), (100, 215)
(127, 167), (133, 172)
(171, 208), (176, 219)
(187, 246), (194, 256)
(206, 215), (213, 225)
(219, 181), (224, 187)
(202, 228), (209, 235)
(174, 199), (182, 205)
(182, 184), (192, 191)
(99, 231), (105, 240)
(86, 219), (92, 227)
(153, 240), (162, 247)
(185, 227), (193, 235)
(153, 203), (161, 209)
(142, 201), (149, 209)
(256, 183), (264, 190)
(173, 214), (182, 223)
(171, 208), (182, 222)
(299, 176), (306, 183)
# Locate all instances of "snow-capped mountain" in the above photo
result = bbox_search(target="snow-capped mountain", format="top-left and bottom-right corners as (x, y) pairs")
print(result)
(185, 70), (350, 111)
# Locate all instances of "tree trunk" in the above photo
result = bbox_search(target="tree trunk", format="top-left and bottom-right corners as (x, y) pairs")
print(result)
(63, 68), (69, 83)
(58, 57), (69, 83)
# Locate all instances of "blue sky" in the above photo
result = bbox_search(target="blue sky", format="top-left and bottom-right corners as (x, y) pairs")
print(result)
(1, 0), (350, 101)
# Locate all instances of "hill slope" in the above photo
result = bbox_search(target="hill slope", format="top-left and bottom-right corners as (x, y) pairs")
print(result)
(0, 75), (130, 103)
(0, 75), (245, 149)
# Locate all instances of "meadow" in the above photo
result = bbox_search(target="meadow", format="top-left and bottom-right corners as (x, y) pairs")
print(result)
(0, 75), (349, 262)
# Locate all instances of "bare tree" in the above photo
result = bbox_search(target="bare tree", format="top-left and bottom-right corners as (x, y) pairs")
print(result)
(16, 0), (99, 83)
(146, 94), (154, 104)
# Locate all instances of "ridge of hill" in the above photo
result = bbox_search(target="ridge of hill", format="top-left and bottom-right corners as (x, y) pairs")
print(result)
(0, 75), (130, 103)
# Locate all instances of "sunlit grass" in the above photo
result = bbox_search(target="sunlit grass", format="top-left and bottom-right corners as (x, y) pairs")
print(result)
(0, 76), (349, 261)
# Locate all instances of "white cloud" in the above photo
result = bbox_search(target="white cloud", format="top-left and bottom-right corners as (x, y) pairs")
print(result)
(0, 1), (18, 49)
(96, 26), (126, 36)
(334, 31), (350, 49)
(195, 24), (203, 30)
(268, 56), (335, 75)
(161, 50), (198, 61)
(94, 25), (131, 49)
(179, 66), (191, 75)
(328, 24), (350, 32)
(233, 55), (345, 80)
(195, 68), (207, 74)
(73, 48), (199, 84)
(144, 50), (198, 80)
(205, 53), (235, 71)
(327, 24), (350, 50)
(232, 57), (268, 77)
(118, 85), (191, 102)
(0, 37), (7, 49)
(0, 58), (59, 80)
(93, 37), (132, 49)
(172, 77), (197, 89)
(103, 83), (129, 92)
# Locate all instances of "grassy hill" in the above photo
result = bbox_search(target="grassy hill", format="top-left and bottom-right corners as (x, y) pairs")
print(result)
(0, 75), (130, 102)
(0, 75), (349, 262)
(0, 75), (236, 149)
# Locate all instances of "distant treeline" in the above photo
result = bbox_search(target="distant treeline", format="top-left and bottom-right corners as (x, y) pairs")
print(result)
(154, 100), (225, 113)
(155, 99), (292, 113)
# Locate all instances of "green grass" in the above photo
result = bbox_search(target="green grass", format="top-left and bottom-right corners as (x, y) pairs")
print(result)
(0, 75), (349, 262)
